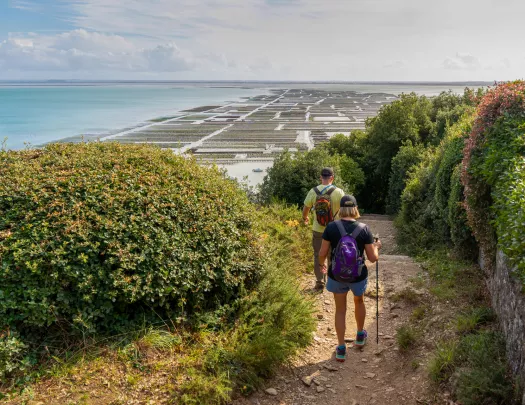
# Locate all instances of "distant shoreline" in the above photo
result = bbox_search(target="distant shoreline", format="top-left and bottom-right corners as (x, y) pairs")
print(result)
(0, 80), (494, 85)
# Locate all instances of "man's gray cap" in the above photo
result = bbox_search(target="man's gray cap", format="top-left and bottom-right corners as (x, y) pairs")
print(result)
(321, 167), (334, 177)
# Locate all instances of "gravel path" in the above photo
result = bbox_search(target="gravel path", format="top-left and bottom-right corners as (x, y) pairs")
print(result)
(234, 215), (432, 405)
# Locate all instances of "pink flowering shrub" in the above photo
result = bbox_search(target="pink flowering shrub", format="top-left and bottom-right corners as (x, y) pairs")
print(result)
(462, 81), (525, 279)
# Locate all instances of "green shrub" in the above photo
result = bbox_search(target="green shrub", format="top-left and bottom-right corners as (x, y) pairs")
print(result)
(178, 368), (232, 405)
(321, 131), (366, 164)
(428, 340), (457, 383)
(432, 104), (472, 143)
(432, 114), (473, 241)
(386, 142), (426, 214)
(339, 155), (365, 195)
(396, 324), (418, 351)
(358, 93), (427, 211)
(455, 307), (495, 335)
(396, 148), (440, 249)
(429, 331), (516, 405)
(462, 81), (525, 275)
(396, 113), (478, 255)
(475, 117), (525, 282)
(453, 331), (516, 405)
(0, 143), (261, 333)
(0, 335), (30, 380)
(448, 165), (477, 257)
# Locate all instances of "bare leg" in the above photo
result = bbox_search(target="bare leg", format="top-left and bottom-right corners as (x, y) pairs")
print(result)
(354, 294), (366, 332)
(333, 292), (348, 346)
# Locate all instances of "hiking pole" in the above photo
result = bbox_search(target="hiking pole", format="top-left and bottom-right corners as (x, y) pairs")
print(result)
(376, 259), (379, 345)
(374, 235), (379, 345)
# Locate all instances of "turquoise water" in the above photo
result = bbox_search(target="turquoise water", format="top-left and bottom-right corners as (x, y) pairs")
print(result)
(0, 84), (265, 150)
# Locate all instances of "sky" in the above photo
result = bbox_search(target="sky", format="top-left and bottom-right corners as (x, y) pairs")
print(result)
(0, 0), (523, 81)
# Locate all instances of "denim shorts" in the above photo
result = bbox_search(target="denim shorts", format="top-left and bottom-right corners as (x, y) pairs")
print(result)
(326, 277), (368, 296)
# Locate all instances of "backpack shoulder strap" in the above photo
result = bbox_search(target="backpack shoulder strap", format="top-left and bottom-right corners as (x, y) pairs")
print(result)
(313, 187), (321, 196)
(350, 222), (366, 239)
(335, 220), (348, 238)
(325, 186), (336, 196)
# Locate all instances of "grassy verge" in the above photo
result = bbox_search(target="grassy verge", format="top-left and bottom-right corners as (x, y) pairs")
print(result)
(0, 203), (314, 404)
(392, 247), (519, 404)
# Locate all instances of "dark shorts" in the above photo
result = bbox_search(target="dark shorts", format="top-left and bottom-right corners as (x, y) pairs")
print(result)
(326, 277), (368, 296)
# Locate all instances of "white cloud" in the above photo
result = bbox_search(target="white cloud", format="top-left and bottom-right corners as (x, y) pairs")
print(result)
(9, 0), (41, 12)
(0, 30), (197, 73)
(443, 53), (482, 70)
(4, 0), (525, 80)
(142, 44), (195, 72)
(383, 60), (407, 69)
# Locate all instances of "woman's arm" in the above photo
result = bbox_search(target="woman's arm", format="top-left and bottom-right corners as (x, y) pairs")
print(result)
(365, 239), (382, 263)
(318, 239), (331, 274)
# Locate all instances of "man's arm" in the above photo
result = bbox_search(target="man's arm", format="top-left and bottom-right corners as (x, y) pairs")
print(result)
(318, 239), (330, 274)
(302, 206), (311, 226)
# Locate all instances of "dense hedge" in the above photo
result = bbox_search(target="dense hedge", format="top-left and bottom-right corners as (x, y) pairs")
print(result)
(462, 82), (525, 279)
(386, 142), (426, 215)
(397, 113), (476, 252)
(432, 113), (474, 241)
(0, 143), (261, 333)
(346, 91), (478, 212)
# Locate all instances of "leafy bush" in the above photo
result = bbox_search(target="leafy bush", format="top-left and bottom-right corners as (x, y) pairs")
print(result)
(433, 104), (472, 145)
(357, 91), (475, 212)
(386, 142), (426, 214)
(396, 148), (440, 249)
(432, 113), (473, 241)
(321, 131), (367, 163)
(396, 113), (478, 254)
(448, 165), (477, 257)
(0, 335), (29, 380)
(259, 148), (364, 206)
(358, 93), (426, 211)
(0, 143), (261, 333)
(462, 81), (525, 279)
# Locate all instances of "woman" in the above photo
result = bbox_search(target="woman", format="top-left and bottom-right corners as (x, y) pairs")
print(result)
(318, 195), (382, 362)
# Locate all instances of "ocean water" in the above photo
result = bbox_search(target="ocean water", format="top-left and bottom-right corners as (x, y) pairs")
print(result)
(0, 83), (266, 150)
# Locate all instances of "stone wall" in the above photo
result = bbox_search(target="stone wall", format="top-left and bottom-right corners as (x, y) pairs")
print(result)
(481, 250), (525, 404)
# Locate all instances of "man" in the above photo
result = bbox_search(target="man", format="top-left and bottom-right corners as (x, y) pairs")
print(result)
(303, 167), (345, 290)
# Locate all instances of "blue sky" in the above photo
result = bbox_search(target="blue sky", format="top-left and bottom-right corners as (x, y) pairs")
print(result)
(1, 0), (524, 81)
(1, 1), (73, 34)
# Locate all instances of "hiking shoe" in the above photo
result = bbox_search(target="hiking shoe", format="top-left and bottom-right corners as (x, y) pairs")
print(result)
(355, 330), (368, 347)
(314, 281), (325, 290)
(335, 345), (346, 362)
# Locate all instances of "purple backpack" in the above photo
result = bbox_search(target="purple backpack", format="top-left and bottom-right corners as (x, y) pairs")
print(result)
(331, 221), (366, 283)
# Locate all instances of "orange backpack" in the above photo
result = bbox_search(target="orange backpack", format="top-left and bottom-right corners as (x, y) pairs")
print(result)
(313, 186), (336, 226)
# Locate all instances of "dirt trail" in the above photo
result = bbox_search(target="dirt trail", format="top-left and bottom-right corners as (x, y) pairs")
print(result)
(234, 215), (431, 405)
